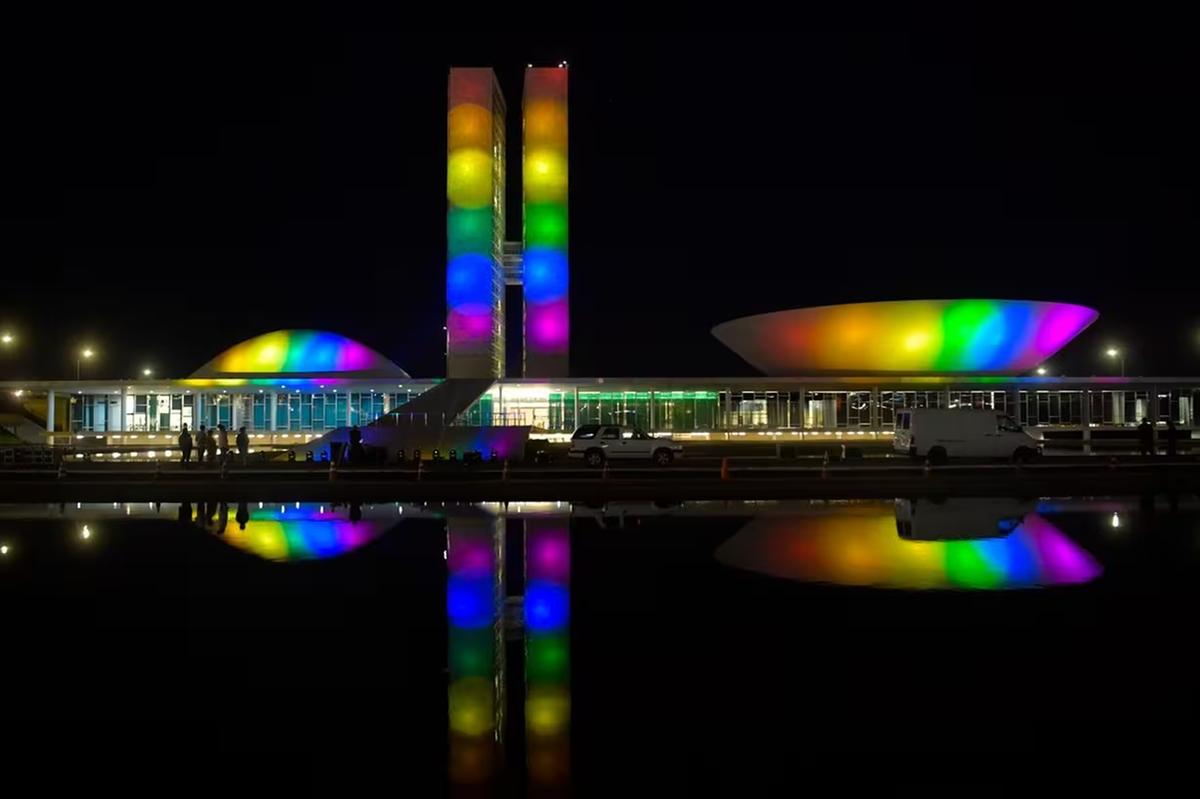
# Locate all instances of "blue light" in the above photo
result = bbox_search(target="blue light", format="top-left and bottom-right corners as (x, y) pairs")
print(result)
(448, 577), (495, 628)
(522, 248), (569, 304)
(525, 581), (569, 632)
(447, 253), (495, 309)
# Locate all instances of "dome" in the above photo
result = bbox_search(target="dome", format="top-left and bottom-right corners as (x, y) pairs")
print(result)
(712, 300), (1098, 375)
(190, 330), (409, 379)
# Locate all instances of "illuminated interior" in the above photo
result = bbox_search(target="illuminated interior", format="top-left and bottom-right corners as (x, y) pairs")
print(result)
(712, 300), (1099, 375)
(715, 503), (1103, 590)
(523, 67), (569, 376)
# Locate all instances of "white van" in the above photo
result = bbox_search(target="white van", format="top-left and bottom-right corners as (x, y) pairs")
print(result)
(893, 408), (1041, 462)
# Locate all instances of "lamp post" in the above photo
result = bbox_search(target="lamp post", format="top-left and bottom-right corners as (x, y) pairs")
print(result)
(1106, 347), (1124, 377)
(77, 347), (94, 381)
(1, 331), (12, 346)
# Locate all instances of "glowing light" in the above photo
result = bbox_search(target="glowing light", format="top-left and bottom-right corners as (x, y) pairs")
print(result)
(1, 332), (12, 344)
(713, 300), (1099, 375)
(81, 525), (91, 540)
(1111, 512), (1121, 529)
(716, 504), (1103, 590)
(524, 67), (569, 376)
(1, 544), (9, 555)
(81, 348), (94, 359)
(216, 503), (388, 561)
(191, 330), (400, 378)
(1106, 348), (1119, 357)
(142, 368), (153, 376)
(1036, 367), (1047, 375)
(447, 68), (504, 376)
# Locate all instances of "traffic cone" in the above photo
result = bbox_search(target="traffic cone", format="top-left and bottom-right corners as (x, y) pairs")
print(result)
(720, 457), (731, 481)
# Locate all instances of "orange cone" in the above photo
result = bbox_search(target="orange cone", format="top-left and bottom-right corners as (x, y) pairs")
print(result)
(720, 457), (730, 481)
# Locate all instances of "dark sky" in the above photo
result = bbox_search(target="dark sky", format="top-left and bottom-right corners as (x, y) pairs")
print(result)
(3, 17), (1199, 380)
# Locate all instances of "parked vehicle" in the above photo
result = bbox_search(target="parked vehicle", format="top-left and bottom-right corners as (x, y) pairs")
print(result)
(893, 408), (1042, 463)
(568, 424), (682, 467)
(894, 497), (1035, 540)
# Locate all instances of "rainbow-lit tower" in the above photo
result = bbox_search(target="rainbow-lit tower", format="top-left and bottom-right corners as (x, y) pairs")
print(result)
(522, 67), (570, 377)
(446, 65), (569, 379)
(447, 68), (507, 378)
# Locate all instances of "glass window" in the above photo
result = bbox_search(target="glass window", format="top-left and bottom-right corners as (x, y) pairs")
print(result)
(600, 427), (621, 440)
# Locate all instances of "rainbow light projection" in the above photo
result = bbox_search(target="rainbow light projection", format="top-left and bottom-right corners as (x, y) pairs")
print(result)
(712, 300), (1099, 375)
(447, 68), (506, 378)
(523, 67), (569, 376)
(209, 503), (388, 561)
(715, 504), (1103, 590)
(525, 520), (571, 787)
(447, 516), (505, 785)
(191, 330), (405, 377)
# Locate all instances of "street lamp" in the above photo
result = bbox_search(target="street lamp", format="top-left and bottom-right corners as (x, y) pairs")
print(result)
(77, 347), (94, 380)
(142, 367), (153, 377)
(1, 331), (12, 346)
(1036, 367), (1047, 376)
(1105, 347), (1124, 377)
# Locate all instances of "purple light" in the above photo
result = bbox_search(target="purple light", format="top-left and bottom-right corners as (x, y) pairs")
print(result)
(528, 525), (570, 583)
(528, 300), (569, 350)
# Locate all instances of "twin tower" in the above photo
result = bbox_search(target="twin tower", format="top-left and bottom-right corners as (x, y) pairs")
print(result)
(446, 66), (569, 379)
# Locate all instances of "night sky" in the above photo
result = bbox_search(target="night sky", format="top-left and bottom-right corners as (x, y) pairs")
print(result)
(3, 18), (1199, 380)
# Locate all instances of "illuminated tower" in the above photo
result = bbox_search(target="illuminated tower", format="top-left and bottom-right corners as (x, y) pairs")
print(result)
(522, 67), (569, 377)
(447, 68), (507, 378)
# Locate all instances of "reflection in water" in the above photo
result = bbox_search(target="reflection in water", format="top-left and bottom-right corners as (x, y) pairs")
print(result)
(199, 502), (388, 561)
(716, 501), (1103, 590)
(526, 520), (571, 788)
(447, 516), (505, 785)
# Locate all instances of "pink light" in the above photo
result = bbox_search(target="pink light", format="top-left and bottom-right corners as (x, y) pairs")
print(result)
(448, 309), (493, 343)
(448, 535), (493, 577)
(528, 301), (569, 350)
(528, 526), (570, 583)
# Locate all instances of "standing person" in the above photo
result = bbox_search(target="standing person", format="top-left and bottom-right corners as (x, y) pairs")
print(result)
(236, 426), (249, 465)
(217, 424), (229, 464)
(207, 427), (219, 466)
(1166, 419), (1178, 458)
(349, 424), (363, 465)
(196, 425), (207, 465)
(1137, 417), (1153, 456)
(178, 424), (193, 464)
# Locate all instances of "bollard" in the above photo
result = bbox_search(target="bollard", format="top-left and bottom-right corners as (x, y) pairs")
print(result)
(602, 461), (608, 480)
(57, 462), (66, 480)
(155, 459), (162, 480)
(220, 460), (228, 480)
(821, 450), (829, 479)
(502, 459), (508, 481)
(720, 456), (731, 481)
(329, 459), (337, 482)
(1109, 456), (1118, 469)
(417, 457), (423, 482)
(923, 457), (932, 477)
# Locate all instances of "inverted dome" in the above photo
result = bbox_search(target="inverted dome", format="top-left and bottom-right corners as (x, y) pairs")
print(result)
(191, 330), (408, 379)
(712, 300), (1098, 375)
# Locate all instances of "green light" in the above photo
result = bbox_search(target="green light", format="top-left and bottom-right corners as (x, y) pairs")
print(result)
(525, 203), (568, 249)
(449, 628), (494, 678)
(448, 207), (494, 258)
(527, 634), (569, 682)
(944, 541), (1004, 589)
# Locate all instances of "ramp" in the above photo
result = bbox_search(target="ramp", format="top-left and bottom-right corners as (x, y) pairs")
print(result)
(373, 378), (494, 428)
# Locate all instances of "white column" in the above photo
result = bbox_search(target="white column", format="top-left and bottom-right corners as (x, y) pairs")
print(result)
(46, 390), (56, 434)
(116, 389), (127, 432)
(268, 392), (277, 432)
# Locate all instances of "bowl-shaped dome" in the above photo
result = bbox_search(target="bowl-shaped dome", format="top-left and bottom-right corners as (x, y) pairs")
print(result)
(191, 330), (408, 379)
(712, 300), (1098, 375)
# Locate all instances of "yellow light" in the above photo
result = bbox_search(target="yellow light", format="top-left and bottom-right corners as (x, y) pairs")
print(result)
(1, 332), (12, 344)
(1106, 348), (1119, 357)
(1, 544), (9, 555)
(13, 389), (23, 397)
(903, 331), (929, 351)
(81, 525), (92, 540)
(82, 348), (94, 359)
(142, 368), (153, 376)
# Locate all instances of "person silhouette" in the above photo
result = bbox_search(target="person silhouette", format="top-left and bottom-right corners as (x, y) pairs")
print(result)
(236, 500), (250, 530)
(196, 425), (207, 465)
(1166, 419), (1178, 457)
(178, 424), (193, 464)
(1137, 417), (1153, 456)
